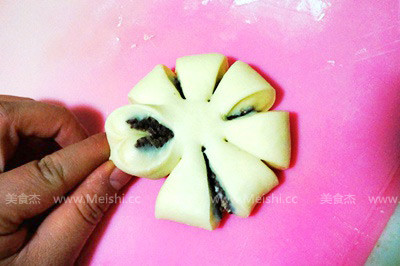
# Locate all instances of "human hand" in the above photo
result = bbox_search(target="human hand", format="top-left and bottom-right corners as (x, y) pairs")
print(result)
(0, 95), (130, 265)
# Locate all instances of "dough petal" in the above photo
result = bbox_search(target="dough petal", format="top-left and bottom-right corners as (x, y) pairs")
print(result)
(204, 140), (278, 217)
(155, 146), (219, 230)
(210, 61), (275, 118)
(224, 111), (291, 170)
(105, 105), (180, 179)
(176, 53), (228, 101)
(128, 64), (182, 105)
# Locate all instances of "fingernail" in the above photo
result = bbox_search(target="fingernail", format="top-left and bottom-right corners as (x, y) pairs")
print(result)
(109, 167), (131, 191)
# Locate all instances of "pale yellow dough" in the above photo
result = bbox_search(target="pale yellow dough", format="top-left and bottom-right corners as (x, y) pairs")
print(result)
(105, 53), (291, 230)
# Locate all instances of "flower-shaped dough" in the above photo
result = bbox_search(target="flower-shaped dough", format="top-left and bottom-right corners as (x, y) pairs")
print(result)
(105, 53), (290, 230)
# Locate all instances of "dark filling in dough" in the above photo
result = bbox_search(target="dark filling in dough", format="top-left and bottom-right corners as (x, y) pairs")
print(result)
(202, 147), (233, 220)
(212, 78), (222, 95)
(126, 117), (174, 148)
(226, 107), (254, 120)
(173, 78), (186, 99)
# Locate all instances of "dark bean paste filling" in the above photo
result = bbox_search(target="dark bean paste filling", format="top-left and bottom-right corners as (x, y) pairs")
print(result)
(212, 78), (222, 95)
(202, 147), (233, 220)
(226, 107), (255, 120)
(173, 78), (186, 99)
(126, 117), (174, 148)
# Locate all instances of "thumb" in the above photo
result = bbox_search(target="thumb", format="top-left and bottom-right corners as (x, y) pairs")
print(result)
(17, 161), (131, 265)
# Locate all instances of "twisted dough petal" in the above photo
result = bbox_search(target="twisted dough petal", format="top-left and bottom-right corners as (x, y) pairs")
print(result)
(175, 53), (228, 101)
(204, 139), (278, 217)
(211, 61), (276, 118)
(105, 104), (180, 179)
(224, 111), (291, 170)
(155, 145), (219, 230)
(128, 65), (182, 105)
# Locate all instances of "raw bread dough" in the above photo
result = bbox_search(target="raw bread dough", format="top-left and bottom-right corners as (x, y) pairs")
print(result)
(105, 53), (291, 230)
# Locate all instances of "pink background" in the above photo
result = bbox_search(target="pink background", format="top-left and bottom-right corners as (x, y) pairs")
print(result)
(1, 1), (400, 265)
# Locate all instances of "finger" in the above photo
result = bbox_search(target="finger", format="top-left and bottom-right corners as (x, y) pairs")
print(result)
(18, 161), (131, 265)
(0, 226), (28, 260)
(0, 133), (110, 234)
(0, 95), (34, 102)
(0, 100), (88, 148)
(4, 137), (60, 171)
(0, 100), (88, 172)
(0, 122), (18, 172)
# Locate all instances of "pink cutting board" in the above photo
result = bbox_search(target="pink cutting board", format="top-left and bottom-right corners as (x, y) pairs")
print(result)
(1, 1), (399, 265)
